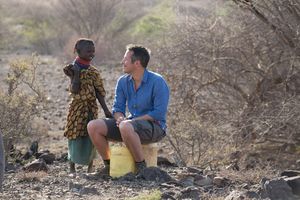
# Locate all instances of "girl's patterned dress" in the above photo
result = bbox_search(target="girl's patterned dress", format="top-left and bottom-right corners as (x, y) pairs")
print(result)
(64, 64), (106, 165)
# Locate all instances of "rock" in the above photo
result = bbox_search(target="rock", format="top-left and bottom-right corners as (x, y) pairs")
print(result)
(157, 157), (178, 167)
(35, 150), (50, 159)
(281, 170), (300, 177)
(118, 172), (136, 182)
(177, 186), (201, 200)
(194, 175), (213, 187)
(245, 191), (260, 199)
(68, 182), (83, 193)
(138, 167), (173, 183)
(179, 176), (194, 187)
(213, 176), (228, 187)
(80, 186), (99, 195)
(161, 191), (176, 200)
(39, 153), (56, 164)
(225, 190), (260, 200)
(0, 131), (4, 192)
(262, 178), (297, 200)
(23, 159), (49, 172)
(285, 176), (300, 196)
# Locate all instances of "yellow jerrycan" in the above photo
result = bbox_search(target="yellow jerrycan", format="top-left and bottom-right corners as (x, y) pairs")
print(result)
(109, 143), (158, 178)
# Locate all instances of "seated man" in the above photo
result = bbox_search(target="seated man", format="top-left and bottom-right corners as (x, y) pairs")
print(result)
(88, 44), (169, 174)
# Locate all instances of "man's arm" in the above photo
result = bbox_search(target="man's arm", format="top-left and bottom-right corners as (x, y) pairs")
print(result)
(112, 77), (127, 126)
(112, 77), (126, 117)
(146, 77), (169, 121)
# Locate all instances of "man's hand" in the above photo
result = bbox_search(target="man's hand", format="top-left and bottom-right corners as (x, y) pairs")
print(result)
(116, 116), (125, 127)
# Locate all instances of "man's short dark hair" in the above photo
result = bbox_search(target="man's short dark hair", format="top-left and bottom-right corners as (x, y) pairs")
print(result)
(74, 38), (94, 53)
(126, 44), (151, 68)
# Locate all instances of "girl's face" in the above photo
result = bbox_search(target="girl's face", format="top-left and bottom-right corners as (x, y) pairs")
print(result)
(78, 44), (95, 61)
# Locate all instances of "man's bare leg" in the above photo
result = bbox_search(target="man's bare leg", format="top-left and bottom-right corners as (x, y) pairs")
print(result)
(87, 119), (110, 160)
(118, 120), (144, 162)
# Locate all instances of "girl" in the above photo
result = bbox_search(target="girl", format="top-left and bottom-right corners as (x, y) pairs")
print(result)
(63, 38), (112, 174)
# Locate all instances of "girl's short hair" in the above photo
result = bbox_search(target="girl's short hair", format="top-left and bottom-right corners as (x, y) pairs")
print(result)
(74, 38), (94, 52)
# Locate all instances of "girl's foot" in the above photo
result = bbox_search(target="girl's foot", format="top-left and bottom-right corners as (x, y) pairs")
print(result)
(87, 161), (93, 173)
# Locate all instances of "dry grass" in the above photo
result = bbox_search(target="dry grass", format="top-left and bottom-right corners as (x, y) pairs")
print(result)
(126, 190), (161, 200)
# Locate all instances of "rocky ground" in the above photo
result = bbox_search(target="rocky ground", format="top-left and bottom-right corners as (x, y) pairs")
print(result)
(1, 54), (300, 199)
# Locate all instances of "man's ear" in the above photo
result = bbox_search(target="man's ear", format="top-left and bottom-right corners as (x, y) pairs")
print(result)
(134, 60), (141, 67)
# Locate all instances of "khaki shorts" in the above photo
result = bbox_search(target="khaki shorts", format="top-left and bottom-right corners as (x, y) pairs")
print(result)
(104, 119), (166, 144)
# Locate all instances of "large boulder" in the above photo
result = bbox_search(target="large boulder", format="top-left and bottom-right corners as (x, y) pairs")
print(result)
(285, 176), (300, 196)
(262, 178), (298, 200)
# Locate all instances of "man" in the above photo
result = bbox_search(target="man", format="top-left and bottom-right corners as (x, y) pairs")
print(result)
(88, 44), (169, 174)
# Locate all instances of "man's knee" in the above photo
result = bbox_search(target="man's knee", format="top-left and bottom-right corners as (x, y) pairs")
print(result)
(87, 119), (107, 137)
(119, 120), (134, 137)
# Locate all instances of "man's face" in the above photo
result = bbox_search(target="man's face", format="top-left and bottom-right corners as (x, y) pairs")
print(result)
(78, 44), (95, 61)
(121, 50), (135, 74)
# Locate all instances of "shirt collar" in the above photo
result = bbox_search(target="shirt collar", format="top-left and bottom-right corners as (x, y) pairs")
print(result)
(129, 69), (149, 83)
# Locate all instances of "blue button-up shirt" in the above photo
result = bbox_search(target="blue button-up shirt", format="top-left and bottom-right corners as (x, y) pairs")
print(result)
(112, 69), (170, 130)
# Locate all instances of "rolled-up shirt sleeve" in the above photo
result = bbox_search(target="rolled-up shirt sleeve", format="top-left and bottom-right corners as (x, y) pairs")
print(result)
(112, 77), (126, 116)
(147, 77), (169, 121)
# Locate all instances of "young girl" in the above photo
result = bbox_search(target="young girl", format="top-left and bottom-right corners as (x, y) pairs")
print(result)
(63, 38), (112, 174)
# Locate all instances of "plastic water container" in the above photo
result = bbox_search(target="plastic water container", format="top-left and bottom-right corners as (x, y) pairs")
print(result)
(109, 143), (158, 178)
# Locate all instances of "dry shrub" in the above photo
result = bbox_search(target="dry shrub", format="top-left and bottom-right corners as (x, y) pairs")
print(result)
(155, 1), (300, 167)
(0, 54), (47, 155)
